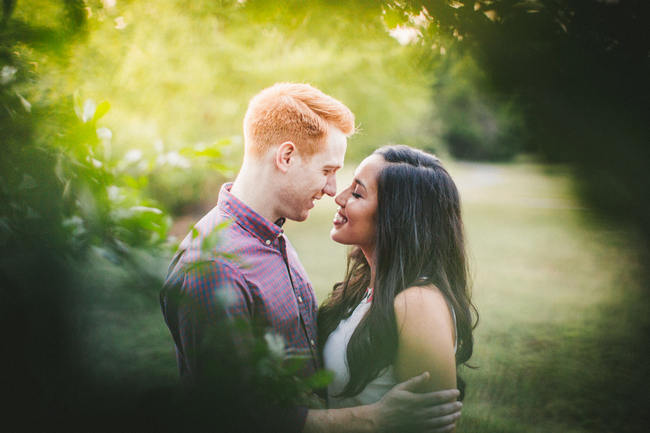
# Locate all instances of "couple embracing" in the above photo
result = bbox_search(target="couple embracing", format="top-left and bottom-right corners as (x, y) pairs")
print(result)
(160, 83), (476, 433)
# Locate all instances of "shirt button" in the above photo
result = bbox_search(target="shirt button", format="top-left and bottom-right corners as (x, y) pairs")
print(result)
(310, 339), (315, 347)
(297, 295), (303, 304)
(264, 239), (271, 245)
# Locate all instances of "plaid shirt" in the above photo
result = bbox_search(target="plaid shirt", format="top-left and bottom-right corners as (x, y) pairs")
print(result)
(160, 183), (319, 431)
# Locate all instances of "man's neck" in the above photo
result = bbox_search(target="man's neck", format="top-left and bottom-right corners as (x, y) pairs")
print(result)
(230, 166), (280, 223)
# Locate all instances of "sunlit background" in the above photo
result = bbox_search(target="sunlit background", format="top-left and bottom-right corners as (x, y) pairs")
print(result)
(2, 1), (648, 432)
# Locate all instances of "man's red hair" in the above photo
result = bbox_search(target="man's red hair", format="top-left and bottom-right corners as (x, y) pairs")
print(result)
(243, 83), (355, 158)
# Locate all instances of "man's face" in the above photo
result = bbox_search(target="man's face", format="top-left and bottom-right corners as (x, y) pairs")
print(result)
(280, 125), (347, 222)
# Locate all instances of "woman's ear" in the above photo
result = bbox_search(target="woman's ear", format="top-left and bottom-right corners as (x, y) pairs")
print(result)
(275, 141), (297, 173)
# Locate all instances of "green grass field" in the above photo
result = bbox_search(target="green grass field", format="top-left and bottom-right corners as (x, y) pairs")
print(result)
(84, 161), (647, 432)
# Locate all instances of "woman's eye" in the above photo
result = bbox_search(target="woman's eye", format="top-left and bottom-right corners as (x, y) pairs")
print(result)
(351, 192), (362, 199)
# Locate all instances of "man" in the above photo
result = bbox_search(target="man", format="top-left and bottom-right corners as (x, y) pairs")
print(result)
(160, 83), (462, 432)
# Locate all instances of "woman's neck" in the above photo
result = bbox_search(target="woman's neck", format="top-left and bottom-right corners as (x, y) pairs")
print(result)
(361, 246), (376, 288)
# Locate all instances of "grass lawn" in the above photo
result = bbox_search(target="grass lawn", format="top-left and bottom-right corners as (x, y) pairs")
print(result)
(83, 161), (648, 432)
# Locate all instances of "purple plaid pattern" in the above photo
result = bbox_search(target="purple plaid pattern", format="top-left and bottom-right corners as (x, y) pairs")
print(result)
(161, 183), (320, 381)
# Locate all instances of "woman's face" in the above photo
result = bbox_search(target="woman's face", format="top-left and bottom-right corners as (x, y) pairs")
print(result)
(331, 154), (387, 254)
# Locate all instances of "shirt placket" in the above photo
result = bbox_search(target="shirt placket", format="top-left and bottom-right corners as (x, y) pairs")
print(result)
(277, 234), (319, 367)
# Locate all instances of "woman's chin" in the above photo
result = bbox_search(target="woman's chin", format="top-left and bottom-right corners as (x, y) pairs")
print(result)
(330, 228), (349, 244)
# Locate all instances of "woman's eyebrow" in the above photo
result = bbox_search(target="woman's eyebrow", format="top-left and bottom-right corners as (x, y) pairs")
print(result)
(354, 178), (367, 190)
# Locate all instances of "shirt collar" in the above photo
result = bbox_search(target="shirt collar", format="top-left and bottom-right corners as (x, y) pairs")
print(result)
(218, 183), (283, 244)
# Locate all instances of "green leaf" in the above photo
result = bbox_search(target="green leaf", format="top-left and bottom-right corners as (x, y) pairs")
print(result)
(214, 138), (232, 147)
(182, 260), (213, 274)
(93, 101), (111, 121)
(382, 5), (408, 29)
(215, 251), (238, 261)
(207, 162), (234, 172)
(62, 179), (72, 200)
(129, 205), (163, 215)
(73, 90), (83, 121)
(283, 356), (307, 374)
(305, 369), (334, 389)
(214, 220), (231, 232)
(202, 229), (221, 251)
(18, 174), (37, 190)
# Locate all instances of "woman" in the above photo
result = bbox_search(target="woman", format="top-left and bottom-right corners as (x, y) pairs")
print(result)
(319, 145), (476, 410)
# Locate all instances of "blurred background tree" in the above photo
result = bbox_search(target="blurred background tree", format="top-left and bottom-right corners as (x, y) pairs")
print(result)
(431, 51), (526, 160)
(52, 0), (441, 214)
(386, 0), (649, 246)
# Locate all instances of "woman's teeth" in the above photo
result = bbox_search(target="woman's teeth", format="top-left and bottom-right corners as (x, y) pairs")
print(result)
(333, 213), (348, 225)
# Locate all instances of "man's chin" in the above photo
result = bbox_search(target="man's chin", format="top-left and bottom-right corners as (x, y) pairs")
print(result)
(286, 211), (309, 222)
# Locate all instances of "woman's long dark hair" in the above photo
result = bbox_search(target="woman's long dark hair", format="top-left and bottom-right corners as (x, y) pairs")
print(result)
(318, 145), (477, 399)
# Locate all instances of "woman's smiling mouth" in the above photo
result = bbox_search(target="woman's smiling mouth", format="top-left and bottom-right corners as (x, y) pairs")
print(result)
(333, 210), (348, 226)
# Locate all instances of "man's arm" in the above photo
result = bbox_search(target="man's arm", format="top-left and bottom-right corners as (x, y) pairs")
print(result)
(303, 373), (462, 433)
(172, 258), (254, 379)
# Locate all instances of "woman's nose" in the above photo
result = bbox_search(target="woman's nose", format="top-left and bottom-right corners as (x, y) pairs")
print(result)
(334, 190), (346, 207)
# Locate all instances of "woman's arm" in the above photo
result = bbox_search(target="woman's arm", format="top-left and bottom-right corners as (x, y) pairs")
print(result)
(393, 285), (457, 393)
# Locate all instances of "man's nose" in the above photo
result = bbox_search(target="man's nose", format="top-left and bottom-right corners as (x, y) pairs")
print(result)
(323, 175), (337, 197)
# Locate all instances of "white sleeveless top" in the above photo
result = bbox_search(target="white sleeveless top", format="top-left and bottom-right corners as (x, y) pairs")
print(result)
(323, 287), (457, 408)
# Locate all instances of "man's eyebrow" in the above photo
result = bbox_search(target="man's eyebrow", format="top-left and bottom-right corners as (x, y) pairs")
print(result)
(354, 178), (367, 190)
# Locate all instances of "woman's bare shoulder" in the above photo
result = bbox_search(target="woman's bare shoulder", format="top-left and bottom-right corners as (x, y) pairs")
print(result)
(392, 284), (457, 388)
(394, 284), (450, 325)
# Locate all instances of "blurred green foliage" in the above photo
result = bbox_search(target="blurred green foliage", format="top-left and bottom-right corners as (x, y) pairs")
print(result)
(12, 0), (467, 213)
(52, 0), (438, 158)
(1, 1), (338, 430)
(8, 0), (541, 219)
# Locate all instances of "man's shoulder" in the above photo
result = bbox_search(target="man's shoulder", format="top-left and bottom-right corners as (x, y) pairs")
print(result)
(167, 211), (248, 291)
(175, 205), (263, 270)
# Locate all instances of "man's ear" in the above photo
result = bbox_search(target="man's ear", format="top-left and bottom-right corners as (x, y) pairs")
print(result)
(275, 141), (298, 173)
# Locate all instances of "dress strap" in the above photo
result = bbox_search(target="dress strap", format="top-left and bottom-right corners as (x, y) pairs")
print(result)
(363, 287), (373, 303)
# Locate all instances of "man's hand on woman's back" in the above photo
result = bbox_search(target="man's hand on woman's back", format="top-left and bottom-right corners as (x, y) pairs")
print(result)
(371, 372), (461, 433)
